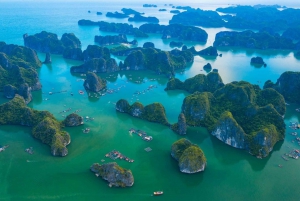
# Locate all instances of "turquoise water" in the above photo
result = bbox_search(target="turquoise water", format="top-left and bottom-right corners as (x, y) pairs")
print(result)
(0, 2), (300, 201)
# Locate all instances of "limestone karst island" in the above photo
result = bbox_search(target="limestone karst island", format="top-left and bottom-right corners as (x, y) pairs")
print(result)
(0, 1), (300, 201)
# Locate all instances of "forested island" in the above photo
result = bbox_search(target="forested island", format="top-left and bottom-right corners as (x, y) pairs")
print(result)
(0, 95), (82, 156)
(0, 42), (42, 103)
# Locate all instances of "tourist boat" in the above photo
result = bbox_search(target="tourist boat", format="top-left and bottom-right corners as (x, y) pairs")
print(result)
(153, 191), (163, 196)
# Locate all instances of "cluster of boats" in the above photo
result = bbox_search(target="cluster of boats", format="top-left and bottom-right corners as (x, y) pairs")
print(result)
(289, 121), (300, 130)
(105, 150), (134, 163)
(129, 128), (153, 141)
(25, 147), (34, 154)
(0, 145), (9, 152)
(83, 128), (90, 134)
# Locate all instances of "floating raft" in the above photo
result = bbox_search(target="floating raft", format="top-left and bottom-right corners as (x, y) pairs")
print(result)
(144, 147), (152, 152)
(105, 150), (134, 163)
(129, 128), (153, 141)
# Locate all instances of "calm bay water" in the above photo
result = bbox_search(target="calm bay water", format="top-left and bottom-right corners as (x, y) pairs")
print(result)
(0, 1), (300, 201)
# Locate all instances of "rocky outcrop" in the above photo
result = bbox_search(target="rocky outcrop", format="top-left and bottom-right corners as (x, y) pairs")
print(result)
(18, 83), (32, 104)
(181, 81), (286, 158)
(0, 43), (42, 103)
(3, 84), (17, 99)
(78, 20), (148, 38)
(143, 42), (155, 48)
(139, 24), (208, 43)
(171, 138), (206, 173)
(116, 99), (170, 126)
(123, 48), (193, 75)
(251, 57), (266, 67)
(0, 95), (72, 157)
(23, 31), (81, 54)
(94, 34), (137, 46)
(63, 113), (83, 127)
(172, 113), (187, 135)
(43, 52), (51, 64)
(203, 63), (212, 72)
(121, 8), (144, 15)
(214, 30), (295, 50)
(143, 4), (157, 7)
(90, 162), (134, 187)
(263, 71), (300, 104)
(170, 10), (180, 14)
(83, 72), (107, 92)
(169, 9), (224, 27)
(188, 46), (218, 56)
(211, 111), (246, 149)
(128, 14), (159, 23)
(71, 45), (119, 73)
(106, 12), (128, 18)
(165, 72), (224, 93)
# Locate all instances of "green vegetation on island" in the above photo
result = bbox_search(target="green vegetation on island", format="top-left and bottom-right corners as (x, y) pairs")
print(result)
(0, 42), (42, 103)
(264, 71), (300, 104)
(83, 72), (107, 92)
(90, 162), (134, 187)
(180, 80), (286, 157)
(122, 48), (193, 76)
(71, 45), (119, 73)
(171, 138), (206, 173)
(23, 31), (82, 56)
(0, 95), (77, 156)
(213, 30), (295, 50)
(165, 72), (224, 93)
(116, 99), (170, 126)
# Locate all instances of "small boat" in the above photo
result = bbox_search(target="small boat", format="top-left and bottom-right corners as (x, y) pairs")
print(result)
(78, 90), (84, 95)
(153, 191), (163, 196)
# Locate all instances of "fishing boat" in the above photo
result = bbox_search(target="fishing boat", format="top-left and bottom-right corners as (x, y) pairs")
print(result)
(153, 191), (163, 196)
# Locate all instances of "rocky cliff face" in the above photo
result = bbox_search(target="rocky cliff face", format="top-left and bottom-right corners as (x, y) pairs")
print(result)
(263, 71), (300, 104)
(43, 52), (52, 64)
(181, 81), (286, 158)
(70, 45), (119, 73)
(172, 113), (187, 135)
(18, 83), (32, 104)
(182, 92), (214, 126)
(171, 138), (206, 173)
(91, 162), (134, 187)
(71, 58), (119, 73)
(211, 111), (246, 149)
(83, 72), (107, 92)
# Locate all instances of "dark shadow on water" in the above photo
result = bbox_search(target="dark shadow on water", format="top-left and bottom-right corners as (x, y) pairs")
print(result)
(165, 89), (189, 98)
(186, 126), (210, 145)
(30, 90), (43, 105)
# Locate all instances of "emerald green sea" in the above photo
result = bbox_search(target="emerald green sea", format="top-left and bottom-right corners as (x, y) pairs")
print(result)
(0, 2), (300, 201)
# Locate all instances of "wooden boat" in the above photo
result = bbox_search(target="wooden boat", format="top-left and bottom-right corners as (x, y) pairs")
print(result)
(153, 191), (163, 196)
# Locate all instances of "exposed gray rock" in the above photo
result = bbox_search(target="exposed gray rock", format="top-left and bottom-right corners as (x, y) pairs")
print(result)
(90, 162), (134, 187)
(43, 52), (52, 64)
(83, 72), (107, 92)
